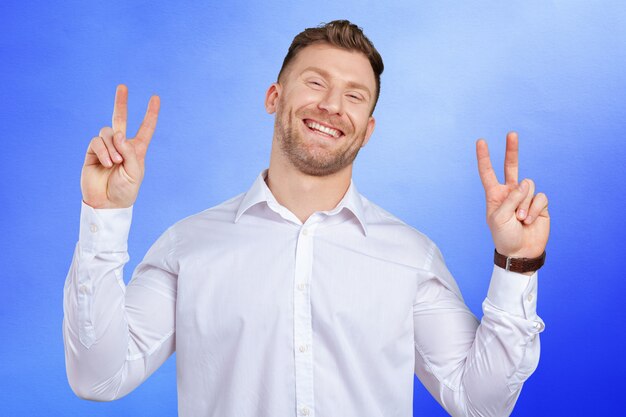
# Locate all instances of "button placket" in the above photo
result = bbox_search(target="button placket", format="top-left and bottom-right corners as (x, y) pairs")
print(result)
(293, 222), (318, 417)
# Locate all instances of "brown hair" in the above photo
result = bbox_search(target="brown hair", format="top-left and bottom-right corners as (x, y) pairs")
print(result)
(277, 20), (384, 112)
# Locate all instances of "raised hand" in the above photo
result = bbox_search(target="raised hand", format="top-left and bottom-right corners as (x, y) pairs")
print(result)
(476, 132), (550, 260)
(81, 85), (160, 209)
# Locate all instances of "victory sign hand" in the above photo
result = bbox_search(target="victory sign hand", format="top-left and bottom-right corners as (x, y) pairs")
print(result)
(81, 85), (160, 209)
(476, 132), (550, 260)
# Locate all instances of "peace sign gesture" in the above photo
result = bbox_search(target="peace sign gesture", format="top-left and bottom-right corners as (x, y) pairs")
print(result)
(81, 85), (160, 209)
(476, 132), (550, 261)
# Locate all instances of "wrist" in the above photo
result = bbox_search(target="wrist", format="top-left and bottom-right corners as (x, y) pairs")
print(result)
(494, 249), (546, 274)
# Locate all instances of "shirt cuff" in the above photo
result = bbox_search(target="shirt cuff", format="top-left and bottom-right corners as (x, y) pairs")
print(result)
(79, 201), (133, 252)
(487, 265), (538, 319)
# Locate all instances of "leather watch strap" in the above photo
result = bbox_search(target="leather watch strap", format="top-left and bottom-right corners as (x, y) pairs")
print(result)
(494, 249), (546, 273)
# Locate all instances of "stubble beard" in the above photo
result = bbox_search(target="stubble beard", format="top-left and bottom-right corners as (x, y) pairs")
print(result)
(274, 106), (366, 177)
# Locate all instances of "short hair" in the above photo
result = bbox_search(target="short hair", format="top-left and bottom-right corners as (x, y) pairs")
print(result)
(277, 20), (384, 113)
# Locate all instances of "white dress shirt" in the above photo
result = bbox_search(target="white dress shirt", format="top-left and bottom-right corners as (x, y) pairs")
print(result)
(64, 170), (545, 417)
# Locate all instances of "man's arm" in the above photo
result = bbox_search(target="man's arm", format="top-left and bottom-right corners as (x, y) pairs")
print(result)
(413, 244), (543, 417)
(413, 133), (549, 416)
(63, 204), (178, 400)
(63, 85), (176, 400)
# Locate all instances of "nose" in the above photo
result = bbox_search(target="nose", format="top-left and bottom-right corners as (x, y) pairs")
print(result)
(317, 88), (343, 115)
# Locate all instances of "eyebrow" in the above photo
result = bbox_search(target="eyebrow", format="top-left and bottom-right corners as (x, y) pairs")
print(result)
(301, 66), (372, 100)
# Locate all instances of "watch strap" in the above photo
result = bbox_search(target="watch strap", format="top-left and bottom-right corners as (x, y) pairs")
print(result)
(494, 249), (546, 273)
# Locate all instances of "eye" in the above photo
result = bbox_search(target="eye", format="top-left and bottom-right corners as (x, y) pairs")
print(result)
(306, 78), (325, 89)
(346, 92), (364, 102)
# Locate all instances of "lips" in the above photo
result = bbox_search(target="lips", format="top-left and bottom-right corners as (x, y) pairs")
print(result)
(303, 119), (344, 139)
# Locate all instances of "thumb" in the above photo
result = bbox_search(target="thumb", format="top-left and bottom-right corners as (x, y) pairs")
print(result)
(493, 180), (531, 223)
(114, 131), (142, 181)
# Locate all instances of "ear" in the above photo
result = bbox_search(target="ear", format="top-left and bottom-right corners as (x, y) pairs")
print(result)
(264, 83), (282, 114)
(361, 116), (376, 147)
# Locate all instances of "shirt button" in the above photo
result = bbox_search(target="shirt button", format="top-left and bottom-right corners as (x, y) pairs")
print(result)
(299, 344), (308, 353)
(89, 224), (98, 233)
(527, 293), (534, 302)
(302, 228), (309, 236)
(79, 285), (89, 294)
(297, 283), (306, 291)
(534, 321), (544, 331)
(300, 407), (310, 415)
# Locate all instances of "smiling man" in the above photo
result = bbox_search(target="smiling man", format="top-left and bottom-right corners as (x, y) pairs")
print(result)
(265, 41), (378, 222)
(64, 20), (550, 417)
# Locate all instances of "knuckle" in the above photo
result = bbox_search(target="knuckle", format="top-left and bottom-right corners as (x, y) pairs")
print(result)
(534, 193), (547, 204)
(90, 136), (104, 149)
(99, 126), (113, 137)
(533, 196), (548, 210)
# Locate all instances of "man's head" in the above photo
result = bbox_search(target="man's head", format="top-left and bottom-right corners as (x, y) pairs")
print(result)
(265, 21), (384, 177)
(278, 20), (384, 114)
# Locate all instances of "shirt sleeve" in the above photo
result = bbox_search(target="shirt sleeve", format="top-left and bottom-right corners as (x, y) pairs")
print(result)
(63, 202), (178, 401)
(413, 243), (544, 417)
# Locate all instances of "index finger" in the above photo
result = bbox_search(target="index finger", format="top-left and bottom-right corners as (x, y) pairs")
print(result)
(476, 139), (499, 192)
(112, 84), (128, 135)
(504, 131), (519, 185)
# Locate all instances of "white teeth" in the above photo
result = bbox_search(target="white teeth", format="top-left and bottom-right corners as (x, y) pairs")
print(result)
(306, 121), (340, 138)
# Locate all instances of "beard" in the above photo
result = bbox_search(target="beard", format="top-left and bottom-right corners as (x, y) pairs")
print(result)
(274, 105), (367, 177)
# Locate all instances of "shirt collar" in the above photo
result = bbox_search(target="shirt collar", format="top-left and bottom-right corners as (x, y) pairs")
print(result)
(235, 170), (368, 236)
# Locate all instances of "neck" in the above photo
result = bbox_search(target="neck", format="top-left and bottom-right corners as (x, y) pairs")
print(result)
(266, 147), (352, 224)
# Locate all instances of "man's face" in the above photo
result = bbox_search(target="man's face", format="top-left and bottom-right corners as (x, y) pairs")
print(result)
(265, 43), (376, 176)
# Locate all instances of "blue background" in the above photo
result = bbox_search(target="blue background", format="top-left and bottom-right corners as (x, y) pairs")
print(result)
(2, 1), (625, 415)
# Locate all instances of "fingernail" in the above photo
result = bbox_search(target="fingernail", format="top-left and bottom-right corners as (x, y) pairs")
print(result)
(114, 154), (122, 162)
(518, 209), (527, 219)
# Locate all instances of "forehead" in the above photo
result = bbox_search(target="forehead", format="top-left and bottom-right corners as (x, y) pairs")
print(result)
(284, 43), (376, 91)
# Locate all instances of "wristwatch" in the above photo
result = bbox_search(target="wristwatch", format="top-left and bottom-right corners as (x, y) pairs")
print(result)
(494, 249), (546, 273)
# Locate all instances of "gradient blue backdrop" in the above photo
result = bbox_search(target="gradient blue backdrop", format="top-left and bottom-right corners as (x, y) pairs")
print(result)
(2, 1), (625, 416)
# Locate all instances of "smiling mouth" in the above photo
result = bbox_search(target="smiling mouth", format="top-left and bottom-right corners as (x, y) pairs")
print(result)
(303, 119), (344, 139)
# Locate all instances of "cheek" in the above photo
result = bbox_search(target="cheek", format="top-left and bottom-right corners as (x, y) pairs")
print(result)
(347, 110), (371, 132)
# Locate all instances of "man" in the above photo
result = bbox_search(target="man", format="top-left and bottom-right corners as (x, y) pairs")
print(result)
(64, 20), (550, 417)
